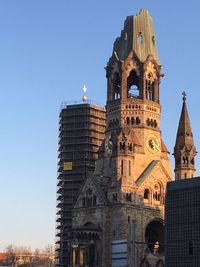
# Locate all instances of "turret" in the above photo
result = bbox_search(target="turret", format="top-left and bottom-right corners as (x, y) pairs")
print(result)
(174, 92), (197, 179)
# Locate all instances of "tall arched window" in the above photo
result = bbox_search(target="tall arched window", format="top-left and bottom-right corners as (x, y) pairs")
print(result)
(126, 117), (130, 125)
(120, 142), (125, 152)
(146, 80), (154, 100)
(113, 73), (121, 100)
(128, 143), (132, 151)
(146, 72), (155, 101)
(121, 160), (124, 175)
(129, 160), (131, 175)
(183, 155), (189, 165)
(127, 70), (139, 98)
(144, 189), (150, 200)
(153, 183), (163, 203)
(136, 117), (140, 125)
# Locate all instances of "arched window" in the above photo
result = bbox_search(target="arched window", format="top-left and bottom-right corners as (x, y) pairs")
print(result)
(146, 72), (155, 101)
(136, 117), (140, 125)
(127, 70), (139, 98)
(120, 142), (125, 152)
(144, 189), (150, 200)
(121, 160), (124, 175)
(152, 36), (155, 45)
(126, 117), (130, 125)
(128, 143), (132, 151)
(145, 220), (164, 254)
(126, 193), (132, 202)
(113, 73), (121, 100)
(153, 183), (162, 203)
(139, 32), (143, 44)
(131, 117), (135, 125)
(153, 120), (157, 128)
(182, 156), (189, 164)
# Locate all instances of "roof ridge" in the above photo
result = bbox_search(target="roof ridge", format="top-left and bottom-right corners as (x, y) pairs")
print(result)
(135, 160), (159, 186)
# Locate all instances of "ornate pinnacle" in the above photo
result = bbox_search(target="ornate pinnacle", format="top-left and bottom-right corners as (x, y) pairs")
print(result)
(182, 91), (187, 102)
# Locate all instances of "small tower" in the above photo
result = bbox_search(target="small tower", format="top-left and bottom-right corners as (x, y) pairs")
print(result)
(174, 92), (197, 179)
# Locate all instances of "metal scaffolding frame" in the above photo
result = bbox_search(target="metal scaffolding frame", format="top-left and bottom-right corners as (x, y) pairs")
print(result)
(55, 103), (105, 267)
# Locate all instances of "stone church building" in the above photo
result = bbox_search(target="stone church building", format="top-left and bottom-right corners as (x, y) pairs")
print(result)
(62, 9), (196, 267)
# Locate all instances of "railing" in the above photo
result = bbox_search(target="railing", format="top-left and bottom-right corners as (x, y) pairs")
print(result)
(60, 99), (105, 110)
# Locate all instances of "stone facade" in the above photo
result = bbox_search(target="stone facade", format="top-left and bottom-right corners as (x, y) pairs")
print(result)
(70, 9), (173, 267)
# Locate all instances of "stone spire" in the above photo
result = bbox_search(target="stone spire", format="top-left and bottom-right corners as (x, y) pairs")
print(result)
(174, 92), (197, 180)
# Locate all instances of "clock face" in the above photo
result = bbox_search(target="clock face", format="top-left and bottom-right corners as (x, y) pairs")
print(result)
(146, 135), (160, 153)
(105, 135), (113, 155)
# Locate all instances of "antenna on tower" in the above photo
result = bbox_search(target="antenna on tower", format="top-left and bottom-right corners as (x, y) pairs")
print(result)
(82, 85), (87, 102)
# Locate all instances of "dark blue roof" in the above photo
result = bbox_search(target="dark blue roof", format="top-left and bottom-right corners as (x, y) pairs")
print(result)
(167, 176), (200, 191)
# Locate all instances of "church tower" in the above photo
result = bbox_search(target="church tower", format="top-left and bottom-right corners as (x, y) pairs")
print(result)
(71, 10), (173, 267)
(101, 9), (172, 186)
(173, 92), (197, 179)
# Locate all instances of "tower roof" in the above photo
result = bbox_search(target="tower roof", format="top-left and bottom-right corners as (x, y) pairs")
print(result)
(111, 9), (159, 63)
(175, 92), (194, 151)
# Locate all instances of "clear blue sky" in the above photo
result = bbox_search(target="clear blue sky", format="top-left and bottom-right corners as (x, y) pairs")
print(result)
(0, 0), (199, 251)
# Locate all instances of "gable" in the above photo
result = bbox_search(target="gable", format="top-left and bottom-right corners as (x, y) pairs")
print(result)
(74, 174), (107, 209)
(136, 160), (172, 188)
(134, 160), (172, 207)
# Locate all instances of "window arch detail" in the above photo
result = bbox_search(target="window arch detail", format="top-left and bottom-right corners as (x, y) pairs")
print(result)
(144, 188), (151, 204)
(127, 70), (139, 98)
(81, 188), (98, 207)
(153, 182), (164, 204)
(112, 72), (121, 100)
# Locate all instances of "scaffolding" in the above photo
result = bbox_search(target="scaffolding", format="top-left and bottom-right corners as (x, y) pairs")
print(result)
(55, 103), (105, 267)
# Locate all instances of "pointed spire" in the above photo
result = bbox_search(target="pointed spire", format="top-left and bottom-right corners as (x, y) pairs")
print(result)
(174, 92), (197, 180)
(175, 91), (194, 149)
